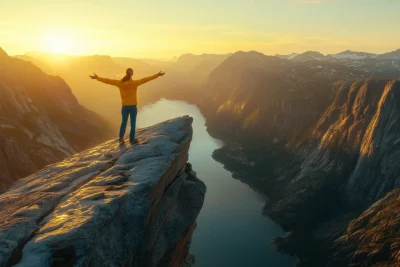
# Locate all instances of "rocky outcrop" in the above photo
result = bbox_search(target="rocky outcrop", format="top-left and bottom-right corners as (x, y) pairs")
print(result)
(330, 189), (400, 267)
(344, 80), (400, 204)
(0, 116), (206, 267)
(0, 48), (112, 190)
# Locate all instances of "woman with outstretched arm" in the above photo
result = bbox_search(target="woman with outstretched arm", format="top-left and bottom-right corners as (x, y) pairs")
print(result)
(90, 68), (165, 144)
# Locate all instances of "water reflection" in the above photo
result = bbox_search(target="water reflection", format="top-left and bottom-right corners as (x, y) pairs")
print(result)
(137, 99), (295, 267)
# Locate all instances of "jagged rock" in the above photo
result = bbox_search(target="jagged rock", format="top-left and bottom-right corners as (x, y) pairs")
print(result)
(330, 189), (400, 267)
(265, 79), (400, 228)
(345, 80), (400, 203)
(0, 116), (206, 267)
(0, 48), (112, 190)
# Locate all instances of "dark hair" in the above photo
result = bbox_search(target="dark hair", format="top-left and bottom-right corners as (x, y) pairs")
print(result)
(121, 68), (133, 83)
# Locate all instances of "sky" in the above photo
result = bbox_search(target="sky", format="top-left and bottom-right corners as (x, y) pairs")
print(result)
(1, 0), (399, 58)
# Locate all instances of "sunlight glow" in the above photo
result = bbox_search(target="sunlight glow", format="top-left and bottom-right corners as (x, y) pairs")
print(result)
(44, 34), (74, 54)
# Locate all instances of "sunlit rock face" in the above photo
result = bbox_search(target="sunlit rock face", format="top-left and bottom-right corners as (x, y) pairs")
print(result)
(344, 80), (400, 203)
(266, 79), (400, 228)
(330, 189), (400, 267)
(0, 48), (112, 190)
(0, 116), (206, 267)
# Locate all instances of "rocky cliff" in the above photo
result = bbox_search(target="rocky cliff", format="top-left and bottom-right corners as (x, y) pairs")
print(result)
(265, 80), (400, 229)
(0, 116), (205, 267)
(199, 51), (360, 143)
(146, 51), (400, 266)
(329, 189), (400, 267)
(0, 48), (113, 190)
(203, 74), (400, 266)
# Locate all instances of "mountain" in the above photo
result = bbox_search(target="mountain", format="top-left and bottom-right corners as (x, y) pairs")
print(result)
(176, 50), (400, 266)
(265, 79), (400, 227)
(328, 50), (377, 60)
(274, 49), (400, 80)
(290, 51), (326, 62)
(199, 51), (367, 143)
(0, 48), (112, 190)
(137, 53), (232, 106)
(140, 48), (399, 266)
(275, 53), (299, 60)
(275, 51), (325, 61)
(0, 117), (206, 267)
(330, 188), (400, 267)
(376, 48), (400, 60)
(205, 78), (400, 266)
(161, 53), (232, 85)
(175, 53), (232, 70)
(16, 52), (232, 127)
(15, 52), (160, 128)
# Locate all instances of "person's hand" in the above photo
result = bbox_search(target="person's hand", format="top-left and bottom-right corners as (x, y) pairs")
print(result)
(89, 73), (98, 79)
(158, 71), (165, 77)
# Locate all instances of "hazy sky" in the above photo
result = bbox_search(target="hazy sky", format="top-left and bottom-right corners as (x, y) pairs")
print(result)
(1, 0), (399, 58)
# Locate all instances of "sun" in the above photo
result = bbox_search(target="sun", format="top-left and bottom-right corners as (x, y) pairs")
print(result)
(45, 34), (73, 54)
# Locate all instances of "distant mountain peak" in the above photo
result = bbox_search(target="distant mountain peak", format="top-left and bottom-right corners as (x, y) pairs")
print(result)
(288, 51), (326, 61)
(375, 48), (400, 60)
(329, 50), (377, 60)
(303, 51), (325, 55)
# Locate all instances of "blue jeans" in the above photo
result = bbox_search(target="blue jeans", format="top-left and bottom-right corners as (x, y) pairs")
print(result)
(120, 105), (137, 140)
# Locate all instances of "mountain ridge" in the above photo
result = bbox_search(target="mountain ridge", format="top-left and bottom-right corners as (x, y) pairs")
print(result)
(0, 48), (113, 190)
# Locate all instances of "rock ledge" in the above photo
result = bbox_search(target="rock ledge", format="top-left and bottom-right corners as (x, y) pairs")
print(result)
(0, 116), (206, 267)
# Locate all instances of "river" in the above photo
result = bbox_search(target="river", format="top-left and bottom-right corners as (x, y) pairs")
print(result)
(137, 99), (296, 267)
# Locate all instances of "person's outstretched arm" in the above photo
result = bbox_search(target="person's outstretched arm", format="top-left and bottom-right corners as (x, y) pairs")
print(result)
(89, 73), (119, 86)
(136, 71), (165, 86)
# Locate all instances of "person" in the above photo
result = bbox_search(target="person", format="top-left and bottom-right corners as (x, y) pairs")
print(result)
(90, 68), (165, 144)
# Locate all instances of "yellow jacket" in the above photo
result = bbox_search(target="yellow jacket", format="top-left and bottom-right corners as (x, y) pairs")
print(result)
(97, 74), (159, 106)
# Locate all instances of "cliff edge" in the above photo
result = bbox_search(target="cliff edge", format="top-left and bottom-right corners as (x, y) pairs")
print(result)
(0, 116), (206, 267)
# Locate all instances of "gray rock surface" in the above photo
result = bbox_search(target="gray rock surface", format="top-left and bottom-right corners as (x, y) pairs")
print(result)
(0, 116), (206, 267)
(345, 80), (400, 203)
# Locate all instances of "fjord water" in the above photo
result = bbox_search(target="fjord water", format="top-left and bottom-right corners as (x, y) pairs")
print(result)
(137, 99), (295, 267)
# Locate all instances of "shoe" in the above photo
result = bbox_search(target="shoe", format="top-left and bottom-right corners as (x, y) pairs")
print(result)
(130, 138), (139, 144)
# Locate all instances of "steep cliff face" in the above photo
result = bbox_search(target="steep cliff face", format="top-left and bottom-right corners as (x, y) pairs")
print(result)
(265, 80), (400, 229)
(0, 48), (112, 190)
(0, 116), (205, 267)
(207, 77), (400, 266)
(200, 51), (358, 143)
(199, 50), (400, 145)
(330, 189), (400, 267)
(344, 80), (400, 204)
